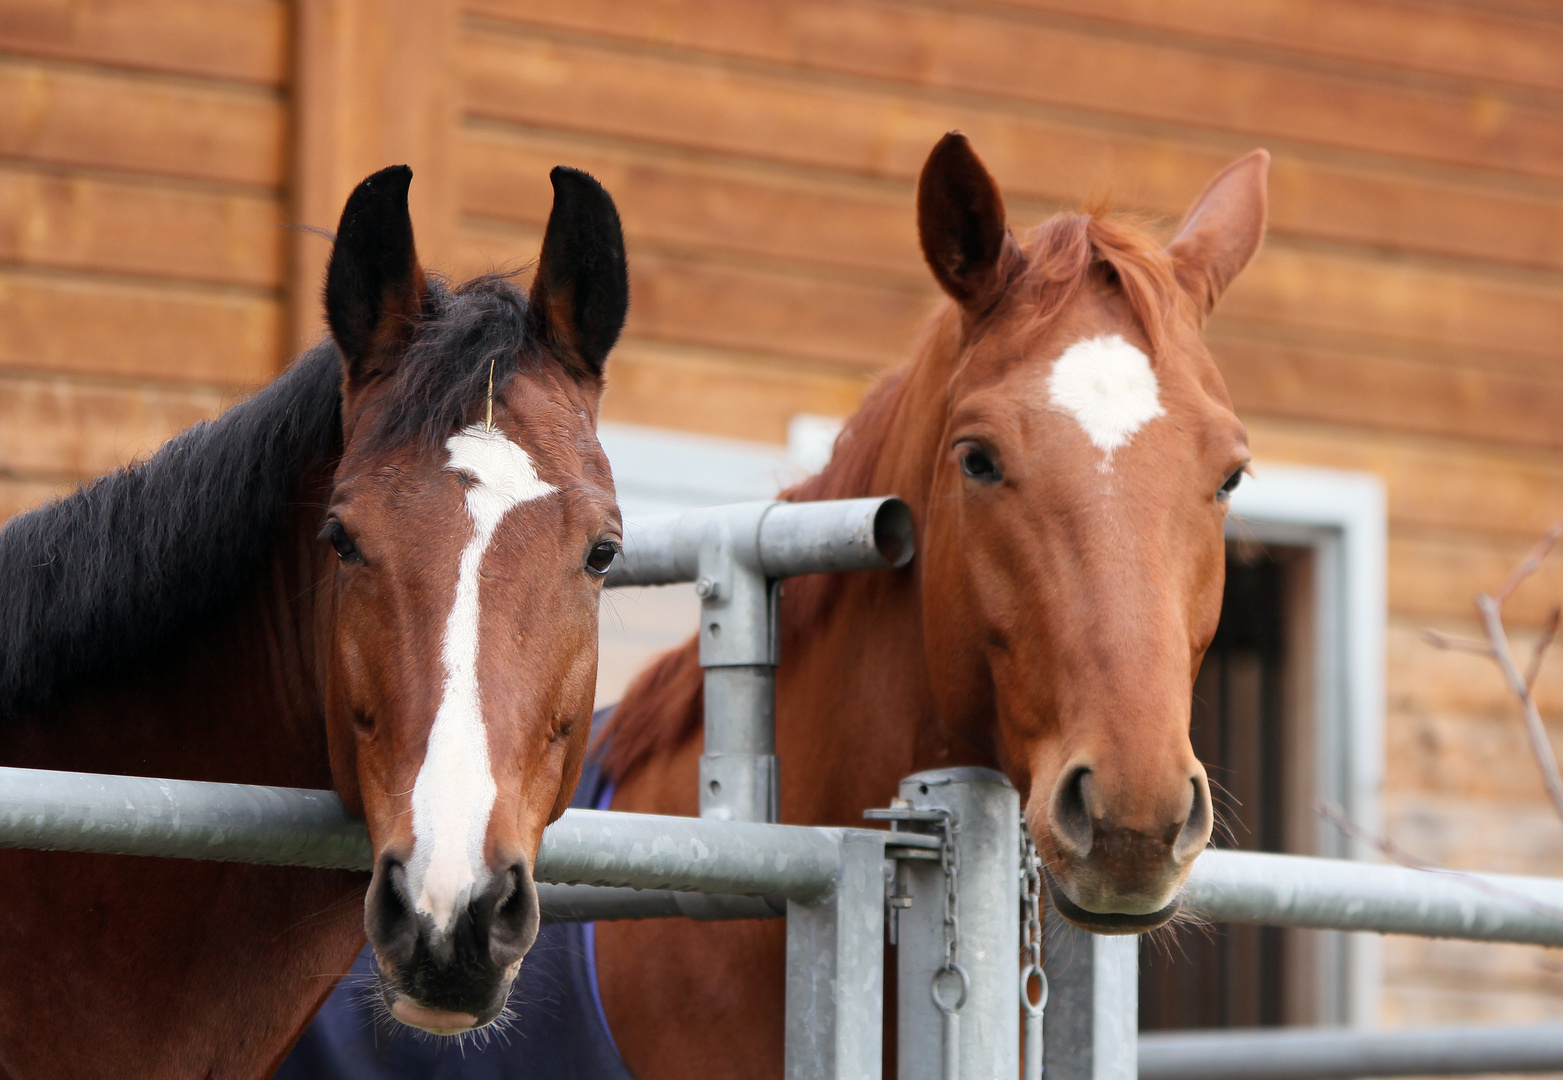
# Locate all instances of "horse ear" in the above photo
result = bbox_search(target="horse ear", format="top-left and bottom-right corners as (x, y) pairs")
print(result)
(528, 166), (629, 380)
(324, 165), (428, 386)
(918, 131), (1012, 308)
(1166, 150), (1269, 318)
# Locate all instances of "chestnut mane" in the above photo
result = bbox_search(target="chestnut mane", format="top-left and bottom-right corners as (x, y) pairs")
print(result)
(597, 209), (1181, 782)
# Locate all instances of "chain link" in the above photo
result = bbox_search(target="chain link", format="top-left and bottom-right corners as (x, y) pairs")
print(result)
(1020, 817), (1048, 1080)
(929, 808), (967, 1080)
(927, 807), (969, 1014)
(1020, 818), (1045, 989)
(938, 808), (961, 974)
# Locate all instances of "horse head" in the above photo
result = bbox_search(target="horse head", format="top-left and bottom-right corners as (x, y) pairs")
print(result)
(317, 166), (628, 1031)
(912, 134), (1264, 932)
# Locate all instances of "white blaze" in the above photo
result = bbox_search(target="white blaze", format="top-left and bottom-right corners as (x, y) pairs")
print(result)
(1046, 333), (1165, 456)
(407, 423), (556, 934)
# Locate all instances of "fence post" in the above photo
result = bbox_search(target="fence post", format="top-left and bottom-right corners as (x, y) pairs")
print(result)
(889, 767), (1020, 1080)
(694, 502), (780, 824)
(609, 496), (915, 826)
(785, 829), (887, 1080)
(1043, 909), (1139, 1080)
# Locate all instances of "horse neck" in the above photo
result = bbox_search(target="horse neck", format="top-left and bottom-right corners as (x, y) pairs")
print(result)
(776, 307), (976, 825)
(0, 466), (369, 1079)
(7, 469), (337, 789)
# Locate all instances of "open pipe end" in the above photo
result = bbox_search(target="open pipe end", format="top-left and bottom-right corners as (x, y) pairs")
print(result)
(873, 498), (915, 568)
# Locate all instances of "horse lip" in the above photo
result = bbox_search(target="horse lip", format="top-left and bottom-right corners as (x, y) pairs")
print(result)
(377, 972), (512, 1035)
(1044, 870), (1180, 934)
(388, 998), (481, 1035)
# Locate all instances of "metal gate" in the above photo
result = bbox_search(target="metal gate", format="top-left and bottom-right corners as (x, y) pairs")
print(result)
(5, 496), (1563, 1079)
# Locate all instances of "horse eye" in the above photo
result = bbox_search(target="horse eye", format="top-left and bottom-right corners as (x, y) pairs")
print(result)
(959, 444), (1002, 484)
(1219, 468), (1244, 499)
(585, 540), (620, 576)
(320, 520), (362, 563)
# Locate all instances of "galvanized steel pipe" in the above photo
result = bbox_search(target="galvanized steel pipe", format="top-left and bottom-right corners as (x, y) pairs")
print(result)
(538, 883), (784, 922)
(0, 767), (853, 900)
(1139, 1022), (1563, 1080)
(12, 767), (1563, 946)
(1183, 848), (1563, 946)
(536, 808), (851, 900)
(0, 765), (372, 869)
(605, 496), (914, 587)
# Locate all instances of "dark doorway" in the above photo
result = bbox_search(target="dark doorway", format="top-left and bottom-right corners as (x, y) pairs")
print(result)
(1139, 541), (1316, 1029)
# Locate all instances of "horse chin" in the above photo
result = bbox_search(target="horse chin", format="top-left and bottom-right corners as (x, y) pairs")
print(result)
(1045, 871), (1180, 935)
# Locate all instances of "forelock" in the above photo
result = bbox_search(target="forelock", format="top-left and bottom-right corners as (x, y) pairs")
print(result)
(361, 274), (537, 454)
(1013, 211), (1181, 356)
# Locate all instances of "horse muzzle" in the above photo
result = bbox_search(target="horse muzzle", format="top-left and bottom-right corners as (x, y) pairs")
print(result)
(1039, 761), (1211, 933)
(1045, 869), (1181, 934)
(364, 853), (540, 1033)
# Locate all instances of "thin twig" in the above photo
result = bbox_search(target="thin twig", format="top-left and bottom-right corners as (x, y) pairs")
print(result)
(1315, 799), (1432, 870)
(1495, 521), (1563, 605)
(1526, 607), (1561, 694)
(1425, 514), (1563, 827)
(1422, 628), (1496, 657)
(1478, 592), (1563, 823)
(1316, 800), (1563, 924)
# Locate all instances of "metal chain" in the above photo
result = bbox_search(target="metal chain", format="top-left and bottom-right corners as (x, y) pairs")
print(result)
(1020, 817), (1048, 1080)
(939, 809), (961, 974)
(929, 808), (968, 1080)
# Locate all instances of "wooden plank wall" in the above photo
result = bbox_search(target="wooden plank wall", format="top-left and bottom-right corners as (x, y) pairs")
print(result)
(0, 0), (287, 518)
(5, 0), (1563, 1026)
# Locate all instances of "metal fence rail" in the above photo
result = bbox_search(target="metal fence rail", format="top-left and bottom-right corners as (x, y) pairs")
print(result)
(0, 765), (369, 869)
(9, 764), (1563, 946)
(0, 765), (861, 899)
(1139, 1022), (1563, 1080)
(607, 496), (913, 587)
(1183, 848), (1563, 947)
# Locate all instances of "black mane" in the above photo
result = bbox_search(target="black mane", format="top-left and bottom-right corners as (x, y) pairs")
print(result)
(0, 274), (534, 719)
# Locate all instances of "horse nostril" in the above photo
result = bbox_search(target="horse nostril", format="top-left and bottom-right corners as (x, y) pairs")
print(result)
(1050, 765), (1096, 861)
(1172, 776), (1213, 862)
(367, 857), (418, 969)
(480, 861), (540, 971)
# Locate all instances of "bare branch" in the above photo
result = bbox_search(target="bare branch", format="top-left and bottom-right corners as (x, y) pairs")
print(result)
(1428, 516), (1563, 827)
(1478, 592), (1563, 823)
(1494, 519), (1563, 605)
(1315, 799), (1431, 870)
(1422, 628), (1496, 657)
(1526, 606), (1562, 694)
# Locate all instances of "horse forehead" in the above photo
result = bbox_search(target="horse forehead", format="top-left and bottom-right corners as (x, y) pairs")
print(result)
(1038, 333), (1166, 455)
(444, 424), (556, 511)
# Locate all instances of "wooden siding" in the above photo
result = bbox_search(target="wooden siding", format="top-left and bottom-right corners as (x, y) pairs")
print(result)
(0, 0), (285, 519)
(1, 0), (1562, 1027)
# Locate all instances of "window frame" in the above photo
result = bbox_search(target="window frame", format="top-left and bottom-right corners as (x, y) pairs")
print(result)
(1227, 462), (1387, 1028)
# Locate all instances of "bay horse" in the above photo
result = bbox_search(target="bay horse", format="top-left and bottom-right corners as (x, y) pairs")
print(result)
(592, 135), (1265, 1077)
(0, 162), (628, 1077)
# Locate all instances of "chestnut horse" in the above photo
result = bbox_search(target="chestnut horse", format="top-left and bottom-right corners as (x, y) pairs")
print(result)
(0, 163), (628, 1078)
(593, 135), (1265, 1078)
